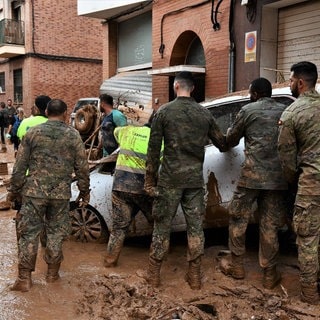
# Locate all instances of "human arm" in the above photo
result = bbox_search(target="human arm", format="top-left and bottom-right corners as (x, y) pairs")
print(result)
(226, 109), (245, 148)
(208, 116), (228, 152)
(277, 110), (298, 184)
(144, 113), (163, 196)
(113, 110), (127, 127)
(73, 135), (90, 206)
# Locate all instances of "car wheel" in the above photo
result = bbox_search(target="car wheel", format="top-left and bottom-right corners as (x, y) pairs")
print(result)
(69, 202), (109, 243)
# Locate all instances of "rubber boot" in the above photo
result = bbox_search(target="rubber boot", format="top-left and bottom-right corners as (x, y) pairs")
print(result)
(219, 253), (245, 279)
(137, 257), (162, 287)
(11, 268), (32, 292)
(185, 257), (202, 290)
(263, 266), (281, 289)
(301, 282), (320, 305)
(46, 263), (61, 283)
(104, 241), (123, 268)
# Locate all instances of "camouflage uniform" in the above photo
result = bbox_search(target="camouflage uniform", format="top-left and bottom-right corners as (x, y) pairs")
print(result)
(227, 97), (288, 269)
(9, 120), (89, 271)
(146, 96), (227, 262)
(278, 90), (320, 284)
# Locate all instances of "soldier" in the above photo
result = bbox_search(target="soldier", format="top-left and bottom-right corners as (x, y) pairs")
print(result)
(278, 61), (320, 304)
(7, 99), (90, 292)
(104, 117), (155, 268)
(143, 71), (227, 290)
(219, 78), (288, 290)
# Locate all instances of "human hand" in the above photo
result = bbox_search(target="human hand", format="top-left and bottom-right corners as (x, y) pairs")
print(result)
(144, 183), (158, 197)
(6, 192), (21, 203)
(75, 192), (90, 207)
(5, 133), (11, 139)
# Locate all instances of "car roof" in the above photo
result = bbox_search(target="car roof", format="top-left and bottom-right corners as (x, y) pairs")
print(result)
(200, 81), (320, 108)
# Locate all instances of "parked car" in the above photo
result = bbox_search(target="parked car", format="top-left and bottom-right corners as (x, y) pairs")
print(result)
(69, 89), (296, 243)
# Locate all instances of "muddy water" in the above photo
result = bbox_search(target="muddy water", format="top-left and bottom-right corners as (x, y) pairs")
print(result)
(1, 144), (318, 320)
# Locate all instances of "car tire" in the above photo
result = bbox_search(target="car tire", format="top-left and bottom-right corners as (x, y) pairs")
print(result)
(69, 202), (109, 243)
(74, 107), (95, 135)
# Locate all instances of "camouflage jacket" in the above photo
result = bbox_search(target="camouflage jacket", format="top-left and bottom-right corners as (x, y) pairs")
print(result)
(9, 120), (90, 199)
(278, 90), (320, 196)
(146, 96), (227, 188)
(227, 97), (287, 190)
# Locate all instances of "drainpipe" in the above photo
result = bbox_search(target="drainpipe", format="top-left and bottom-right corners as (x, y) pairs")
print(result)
(228, 42), (235, 92)
(228, 0), (235, 93)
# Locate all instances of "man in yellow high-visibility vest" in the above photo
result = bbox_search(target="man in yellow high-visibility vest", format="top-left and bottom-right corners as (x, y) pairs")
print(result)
(104, 117), (155, 267)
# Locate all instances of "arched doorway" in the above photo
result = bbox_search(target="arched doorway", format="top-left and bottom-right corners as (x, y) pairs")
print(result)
(169, 31), (206, 102)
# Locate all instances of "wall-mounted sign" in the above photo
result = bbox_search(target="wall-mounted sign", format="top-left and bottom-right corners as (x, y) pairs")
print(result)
(245, 31), (257, 63)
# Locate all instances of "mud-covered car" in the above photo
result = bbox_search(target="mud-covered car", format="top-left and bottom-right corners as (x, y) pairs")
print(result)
(69, 89), (296, 243)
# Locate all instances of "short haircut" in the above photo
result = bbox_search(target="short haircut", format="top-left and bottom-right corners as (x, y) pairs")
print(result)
(99, 94), (113, 106)
(46, 99), (67, 116)
(174, 71), (195, 90)
(250, 77), (272, 97)
(290, 61), (318, 87)
(35, 95), (51, 114)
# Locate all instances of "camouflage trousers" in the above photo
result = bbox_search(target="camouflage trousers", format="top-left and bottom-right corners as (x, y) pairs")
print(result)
(228, 187), (287, 268)
(293, 197), (320, 284)
(150, 186), (205, 262)
(16, 196), (71, 271)
(107, 191), (153, 256)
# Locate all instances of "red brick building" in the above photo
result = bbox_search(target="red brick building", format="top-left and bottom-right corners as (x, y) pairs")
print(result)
(0, 0), (102, 114)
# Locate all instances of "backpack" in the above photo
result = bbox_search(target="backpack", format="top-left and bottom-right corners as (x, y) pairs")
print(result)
(11, 115), (22, 136)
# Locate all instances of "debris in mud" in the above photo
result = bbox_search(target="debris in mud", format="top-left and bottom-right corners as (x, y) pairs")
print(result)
(76, 273), (218, 320)
(76, 272), (319, 320)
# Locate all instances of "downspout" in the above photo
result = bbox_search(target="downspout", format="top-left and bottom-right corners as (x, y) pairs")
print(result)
(228, 0), (235, 92)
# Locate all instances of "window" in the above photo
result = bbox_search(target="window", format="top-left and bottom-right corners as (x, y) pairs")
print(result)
(13, 68), (22, 103)
(0, 72), (5, 93)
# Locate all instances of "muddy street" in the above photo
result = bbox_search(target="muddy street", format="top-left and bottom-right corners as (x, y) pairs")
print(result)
(1, 147), (320, 320)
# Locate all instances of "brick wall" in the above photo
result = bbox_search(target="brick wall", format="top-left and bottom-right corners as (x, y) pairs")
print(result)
(152, 0), (230, 109)
(0, 0), (103, 115)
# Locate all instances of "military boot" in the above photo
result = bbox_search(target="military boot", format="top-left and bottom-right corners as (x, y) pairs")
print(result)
(301, 282), (320, 305)
(104, 240), (123, 268)
(137, 257), (162, 287)
(263, 266), (281, 289)
(219, 253), (245, 279)
(11, 268), (32, 292)
(46, 263), (61, 283)
(185, 257), (202, 290)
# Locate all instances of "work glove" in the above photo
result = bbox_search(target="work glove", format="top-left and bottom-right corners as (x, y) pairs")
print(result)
(5, 133), (11, 139)
(75, 191), (90, 208)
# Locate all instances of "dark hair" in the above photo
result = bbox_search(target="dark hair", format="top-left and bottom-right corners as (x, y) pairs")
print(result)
(290, 61), (318, 87)
(46, 99), (67, 116)
(174, 71), (195, 90)
(35, 95), (51, 114)
(144, 110), (156, 127)
(0, 102), (5, 108)
(99, 94), (113, 106)
(250, 77), (272, 98)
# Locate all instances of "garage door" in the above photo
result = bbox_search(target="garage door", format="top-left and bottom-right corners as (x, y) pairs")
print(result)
(277, 0), (320, 72)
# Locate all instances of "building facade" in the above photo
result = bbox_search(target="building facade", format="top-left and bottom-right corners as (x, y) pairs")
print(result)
(0, 0), (103, 114)
(79, 0), (320, 121)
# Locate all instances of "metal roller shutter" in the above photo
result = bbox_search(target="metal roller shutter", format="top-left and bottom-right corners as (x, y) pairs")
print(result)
(277, 0), (320, 72)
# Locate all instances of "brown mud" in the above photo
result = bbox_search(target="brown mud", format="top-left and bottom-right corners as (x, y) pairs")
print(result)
(1, 144), (319, 320)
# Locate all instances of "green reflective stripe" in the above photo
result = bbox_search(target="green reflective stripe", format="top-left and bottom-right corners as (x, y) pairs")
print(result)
(117, 153), (146, 169)
(120, 149), (147, 160)
(116, 165), (146, 174)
